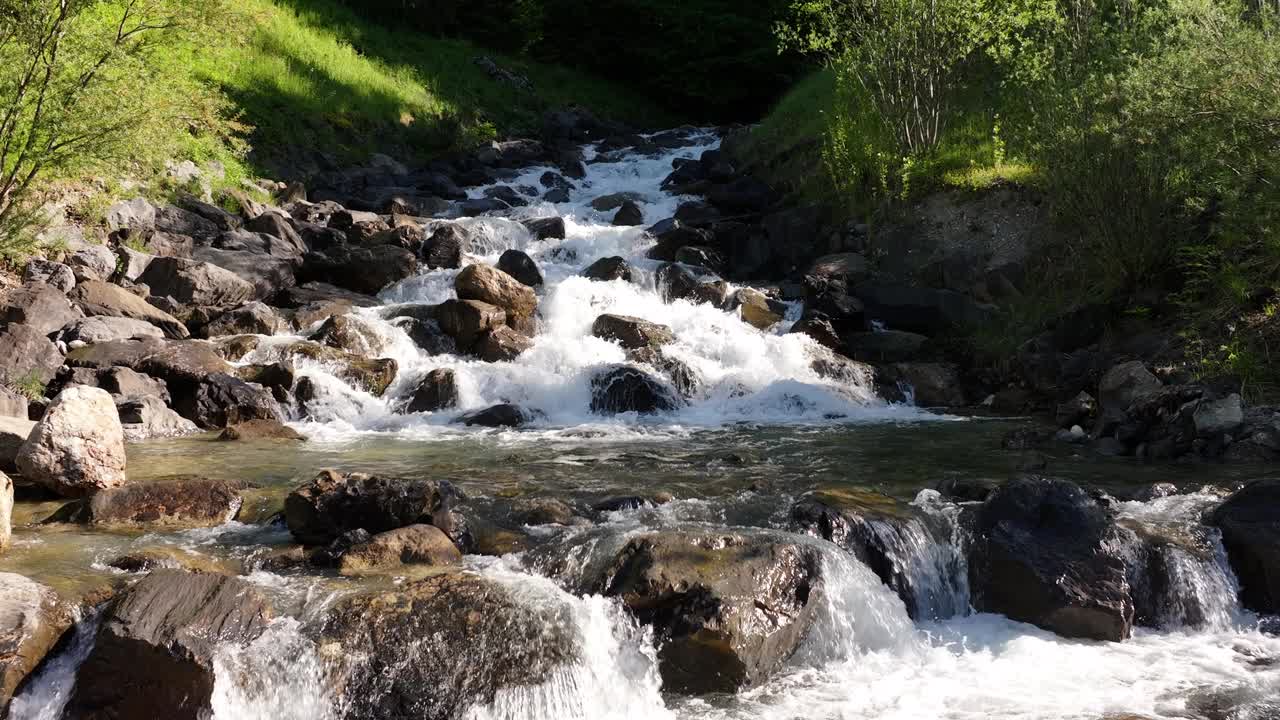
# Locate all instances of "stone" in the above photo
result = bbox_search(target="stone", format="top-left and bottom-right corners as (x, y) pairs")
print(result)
(591, 314), (675, 350)
(338, 524), (462, 573)
(312, 313), (389, 357)
(310, 572), (575, 719)
(853, 282), (991, 335)
(0, 324), (61, 387)
(391, 317), (456, 355)
(201, 302), (280, 338)
(582, 256), (632, 282)
(69, 280), (189, 338)
(594, 531), (823, 694)
(244, 211), (305, 254)
(17, 386), (127, 498)
(218, 419), (305, 442)
(0, 387), (24, 418)
(403, 369), (459, 413)
(67, 244), (119, 282)
(1209, 479), (1280, 613)
(235, 362), (295, 402)
(889, 362), (965, 407)
(1193, 393), (1244, 438)
(0, 417), (35, 473)
(1056, 391), (1097, 429)
(435, 299), (506, 350)
(842, 331), (930, 362)
(968, 477), (1135, 641)
(66, 338), (232, 388)
(285, 469), (465, 546)
(475, 325), (533, 362)
(590, 365), (680, 415)
(115, 246), (154, 282)
(117, 395), (200, 441)
(423, 223), (468, 270)
(522, 216), (566, 240)
(736, 288), (785, 330)
(0, 574), (72, 716)
(105, 197), (156, 236)
(273, 341), (397, 396)
(497, 249), (543, 287)
(612, 200), (644, 226)
(627, 346), (701, 398)
(21, 259), (74, 292)
(192, 246), (298, 300)
(455, 264), (537, 331)
(1, 282), (81, 335)
(303, 244), (418, 295)
(59, 315), (165, 346)
(51, 477), (242, 528)
(145, 231), (196, 258)
(172, 373), (282, 429)
(512, 497), (576, 526)
(139, 256), (256, 308)
(457, 404), (532, 428)
(1098, 361), (1162, 425)
(0, 471), (9, 552)
(63, 570), (272, 720)
(590, 192), (641, 211)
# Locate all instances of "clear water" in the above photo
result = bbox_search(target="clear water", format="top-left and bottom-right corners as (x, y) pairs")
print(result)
(7, 131), (1280, 720)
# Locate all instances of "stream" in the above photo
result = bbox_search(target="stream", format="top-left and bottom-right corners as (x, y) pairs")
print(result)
(4, 129), (1279, 720)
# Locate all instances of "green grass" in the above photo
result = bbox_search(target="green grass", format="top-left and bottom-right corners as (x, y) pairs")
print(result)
(191, 0), (673, 176)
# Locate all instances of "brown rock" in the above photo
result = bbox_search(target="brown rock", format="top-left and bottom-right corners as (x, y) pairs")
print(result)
(338, 524), (462, 573)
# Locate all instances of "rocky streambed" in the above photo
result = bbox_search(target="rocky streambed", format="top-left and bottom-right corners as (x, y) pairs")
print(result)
(1, 118), (1279, 719)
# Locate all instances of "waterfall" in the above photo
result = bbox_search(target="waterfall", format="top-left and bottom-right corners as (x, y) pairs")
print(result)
(7, 613), (99, 720)
(210, 618), (336, 720)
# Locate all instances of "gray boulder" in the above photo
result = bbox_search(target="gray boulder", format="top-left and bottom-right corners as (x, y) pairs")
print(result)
(59, 315), (165, 346)
(17, 386), (127, 498)
(22, 259), (75, 292)
(1, 282), (82, 335)
(69, 280), (189, 339)
(139, 256), (256, 308)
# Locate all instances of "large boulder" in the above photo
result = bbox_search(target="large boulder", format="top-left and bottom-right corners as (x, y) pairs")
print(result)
(496, 249), (543, 287)
(312, 313), (389, 357)
(591, 314), (675, 350)
(423, 223), (468, 269)
(403, 369), (459, 413)
(67, 245), (119, 283)
(435, 299), (506, 350)
(337, 524), (462, 574)
(1209, 479), (1280, 613)
(66, 338), (232, 388)
(968, 477), (1135, 641)
(172, 372), (282, 429)
(49, 477), (242, 529)
(303, 244), (418, 295)
(0, 282), (82, 335)
(200, 301), (281, 338)
(594, 531), (823, 694)
(59, 316), (165, 346)
(117, 394), (200, 441)
(63, 570), (272, 720)
(284, 469), (466, 547)
(455, 264), (537, 333)
(790, 489), (964, 620)
(192, 246), (298, 301)
(582, 256), (632, 282)
(311, 572), (575, 719)
(139, 256), (256, 308)
(0, 574), (72, 716)
(17, 386), (127, 498)
(0, 324), (62, 386)
(22, 259), (76, 292)
(590, 365), (680, 415)
(1097, 360), (1162, 426)
(522, 216), (566, 240)
(475, 325), (533, 362)
(69, 280), (189, 339)
(736, 288), (785, 330)
(105, 197), (156, 236)
(885, 362), (965, 407)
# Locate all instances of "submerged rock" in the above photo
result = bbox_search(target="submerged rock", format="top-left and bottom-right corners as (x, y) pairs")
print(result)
(968, 477), (1135, 641)
(1209, 479), (1280, 613)
(48, 476), (242, 528)
(217, 419), (305, 442)
(590, 365), (680, 415)
(312, 572), (576, 720)
(284, 469), (466, 547)
(64, 570), (272, 720)
(594, 531), (823, 694)
(457, 403), (533, 428)
(17, 386), (127, 498)
(0, 573), (72, 715)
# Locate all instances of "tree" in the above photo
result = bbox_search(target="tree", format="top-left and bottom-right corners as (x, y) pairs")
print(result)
(0, 0), (230, 240)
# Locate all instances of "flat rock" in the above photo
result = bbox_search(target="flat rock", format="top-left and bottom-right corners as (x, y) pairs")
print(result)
(69, 280), (189, 338)
(50, 477), (242, 528)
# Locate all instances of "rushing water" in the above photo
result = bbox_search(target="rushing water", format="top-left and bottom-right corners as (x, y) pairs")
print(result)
(7, 130), (1280, 719)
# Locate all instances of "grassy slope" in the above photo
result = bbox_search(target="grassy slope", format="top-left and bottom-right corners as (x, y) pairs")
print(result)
(160, 0), (673, 183)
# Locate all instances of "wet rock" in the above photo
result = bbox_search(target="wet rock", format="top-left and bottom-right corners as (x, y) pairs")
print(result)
(591, 314), (675, 350)
(22, 259), (75, 292)
(457, 403), (533, 428)
(391, 317), (456, 355)
(936, 477), (998, 503)
(788, 311), (843, 352)
(512, 497), (577, 526)
(522, 216), (566, 240)
(284, 469), (465, 546)
(627, 346), (701, 398)
(590, 192), (641, 212)
(313, 313), (389, 357)
(337, 524), (461, 573)
(968, 477), (1135, 641)
(1209, 479), (1280, 613)
(1098, 361), (1162, 426)
(673, 245), (725, 273)
(475, 325), (533, 362)
(736, 288), (785, 330)
(312, 572), (575, 720)
(594, 531), (823, 694)
(117, 395), (199, 441)
(201, 301), (280, 338)
(217, 419), (305, 442)
(790, 488), (962, 620)
(106, 547), (235, 575)
(173, 372), (282, 429)
(64, 570), (272, 720)
(612, 200), (644, 226)
(302, 244), (418, 295)
(455, 264), (537, 332)
(0, 471), (9, 551)
(590, 365), (680, 415)
(1, 282), (82, 335)
(497, 249), (543, 287)
(17, 386), (126, 498)
(276, 282), (379, 311)
(404, 369), (459, 413)
(50, 476), (242, 528)
(59, 316), (164, 345)
(0, 324), (64, 387)
(69, 280), (188, 339)
(649, 220), (713, 262)
(435, 299), (506, 350)
(582, 256), (632, 282)
(423, 223), (468, 270)
(1193, 393), (1244, 438)
(275, 341), (397, 395)
(0, 573), (72, 715)
(139, 256), (256, 308)
(1056, 391), (1097, 429)
(887, 362), (965, 407)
